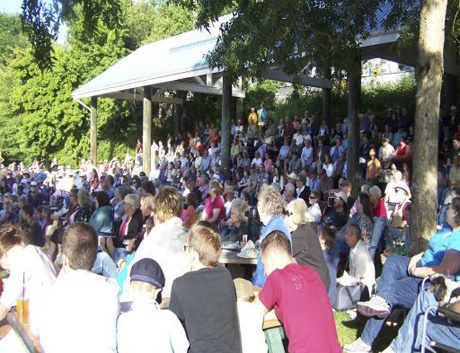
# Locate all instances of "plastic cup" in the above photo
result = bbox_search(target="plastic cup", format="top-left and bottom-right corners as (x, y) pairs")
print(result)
(16, 297), (29, 323)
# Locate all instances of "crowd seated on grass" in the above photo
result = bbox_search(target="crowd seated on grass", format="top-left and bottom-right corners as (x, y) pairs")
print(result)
(0, 104), (459, 352)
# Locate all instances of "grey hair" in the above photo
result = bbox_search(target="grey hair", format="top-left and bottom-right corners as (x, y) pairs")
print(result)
(124, 193), (140, 209)
(369, 185), (382, 199)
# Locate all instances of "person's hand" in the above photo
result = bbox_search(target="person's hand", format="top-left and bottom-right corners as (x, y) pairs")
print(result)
(0, 304), (8, 321)
(126, 239), (135, 252)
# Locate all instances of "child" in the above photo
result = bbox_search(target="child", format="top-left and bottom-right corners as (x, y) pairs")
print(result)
(255, 231), (341, 353)
(233, 278), (267, 353)
(169, 221), (242, 353)
(182, 193), (197, 228)
(117, 258), (189, 353)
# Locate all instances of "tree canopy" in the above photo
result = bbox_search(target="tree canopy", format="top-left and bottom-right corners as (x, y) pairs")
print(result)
(170, 0), (419, 82)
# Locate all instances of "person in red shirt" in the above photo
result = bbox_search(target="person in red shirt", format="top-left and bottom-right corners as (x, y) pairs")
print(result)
(255, 231), (341, 353)
(369, 185), (387, 218)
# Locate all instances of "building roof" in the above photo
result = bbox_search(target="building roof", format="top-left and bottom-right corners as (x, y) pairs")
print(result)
(72, 8), (414, 101)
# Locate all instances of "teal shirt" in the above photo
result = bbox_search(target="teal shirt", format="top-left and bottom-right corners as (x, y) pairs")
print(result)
(420, 227), (460, 280)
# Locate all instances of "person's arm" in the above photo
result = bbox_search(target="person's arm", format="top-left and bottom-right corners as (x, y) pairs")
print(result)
(208, 208), (221, 223)
(253, 296), (269, 315)
(409, 249), (460, 278)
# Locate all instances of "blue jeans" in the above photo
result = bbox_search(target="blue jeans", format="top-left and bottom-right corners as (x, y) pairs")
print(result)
(112, 247), (129, 265)
(368, 217), (388, 259)
(361, 255), (422, 346)
(391, 289), (460, 353)
(92, 252), (118, 279)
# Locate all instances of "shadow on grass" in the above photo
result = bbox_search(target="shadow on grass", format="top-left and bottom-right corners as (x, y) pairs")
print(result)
(335, 311), (402, 352)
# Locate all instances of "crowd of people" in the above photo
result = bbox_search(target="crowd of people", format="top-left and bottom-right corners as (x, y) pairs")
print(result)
(0, 102), (459, 352)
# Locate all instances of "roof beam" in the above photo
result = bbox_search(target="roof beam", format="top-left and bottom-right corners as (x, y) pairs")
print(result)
(155, 81), (245, 98)
(261, 70), (333, 89)
(99, 92), (183, 104)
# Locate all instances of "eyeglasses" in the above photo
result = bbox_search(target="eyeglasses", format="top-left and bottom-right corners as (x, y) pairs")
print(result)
(183, 244), (192, 252)
(309, 196), (316, 199)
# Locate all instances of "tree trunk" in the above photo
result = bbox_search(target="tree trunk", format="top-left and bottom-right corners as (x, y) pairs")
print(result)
(410, 0), (447, 255)
(221, 77), (232, 179)
(347, 57), (361, 198)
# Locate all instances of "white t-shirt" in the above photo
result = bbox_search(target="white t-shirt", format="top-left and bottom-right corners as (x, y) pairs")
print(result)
(33, 269), (119, 353)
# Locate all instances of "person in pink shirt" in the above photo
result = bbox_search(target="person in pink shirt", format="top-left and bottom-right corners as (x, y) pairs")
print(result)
(202, 180), (226, 225)
(255, 231), (341, 353)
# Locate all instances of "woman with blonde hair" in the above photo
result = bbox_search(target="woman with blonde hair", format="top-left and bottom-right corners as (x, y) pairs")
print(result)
(253, 184), (291, 287)
(202, 180), (226, 225)
(286, 199), (330, 290)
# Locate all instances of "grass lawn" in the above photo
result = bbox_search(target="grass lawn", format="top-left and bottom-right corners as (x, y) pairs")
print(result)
(335, 310), (401, 353)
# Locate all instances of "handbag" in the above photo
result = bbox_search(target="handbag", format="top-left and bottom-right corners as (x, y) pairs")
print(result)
(334, 283), (366, 310)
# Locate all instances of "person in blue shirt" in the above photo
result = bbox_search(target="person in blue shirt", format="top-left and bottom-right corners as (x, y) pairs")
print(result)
(344, 197), (460, 353)
(252, 184), (291, 287)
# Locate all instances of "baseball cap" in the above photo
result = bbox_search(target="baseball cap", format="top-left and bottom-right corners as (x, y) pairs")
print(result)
(130, 258), (165, 303)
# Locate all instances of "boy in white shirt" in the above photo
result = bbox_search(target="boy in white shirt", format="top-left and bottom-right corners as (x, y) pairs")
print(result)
(117, 258), (189, 353)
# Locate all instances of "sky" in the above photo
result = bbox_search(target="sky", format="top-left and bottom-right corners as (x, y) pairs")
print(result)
(0, 0), (24, 14)
(1, 0), (68, 43)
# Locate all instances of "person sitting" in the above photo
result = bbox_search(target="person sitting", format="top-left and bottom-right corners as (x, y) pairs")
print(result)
(222, 198), (249, 243)
(123, 186), (188, 303)
(0, 224), (57, 321)
(102, 194), (143, 263)
(338, 224), (375, 299)
(169, 221), (242, 353)
(201, 180), (226, 226)
(182, 193), (197, 229)
(355, 193), (374, 244)
(343, 197), (460, 353)
(117, 258), (189, 353)
(369, 185), (387, 218)
(286, 198), (330, 290)
(308, 191), (322, 223)
(323, 191), (349, 231)
(253, 184), (291, 287)
(320, 226), (340, 305)
(20, 203), (46, 247)
(89, 191), (114, 236)
(32, 222), (119, 353)
(381, 278), (460, 353)
(255, 231), (341, 353)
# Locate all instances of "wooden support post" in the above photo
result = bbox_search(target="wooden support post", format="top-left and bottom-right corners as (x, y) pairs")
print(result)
(90, 96), (98, 166)
(143, 87), (152, 177)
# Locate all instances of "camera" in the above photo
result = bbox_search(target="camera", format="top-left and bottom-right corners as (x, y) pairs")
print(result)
(327, 196), (335, 208)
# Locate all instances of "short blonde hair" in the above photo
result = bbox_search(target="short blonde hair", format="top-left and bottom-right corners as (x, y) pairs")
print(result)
(153, 186), (182, 224)
(258, 184), (284, 216)
(287, 199), (314, 226)
(188, 221), (221, 267)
